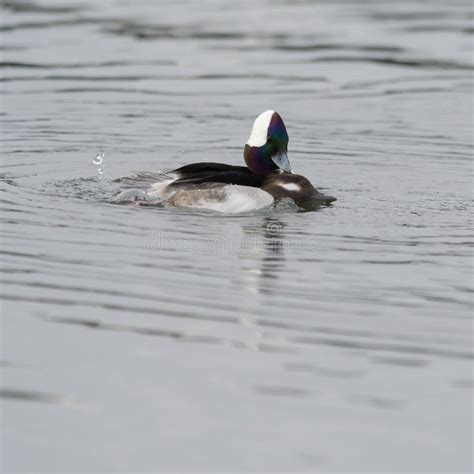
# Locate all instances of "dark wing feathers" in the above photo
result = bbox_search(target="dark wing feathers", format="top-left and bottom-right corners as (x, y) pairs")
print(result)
(170, 162), (264, 188)
(172, 162), (246, 175)
(118, 162), (264, 190)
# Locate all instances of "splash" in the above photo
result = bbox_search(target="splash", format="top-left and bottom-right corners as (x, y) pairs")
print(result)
(93, 151), (105, 178)
(115, 188), (162, 206)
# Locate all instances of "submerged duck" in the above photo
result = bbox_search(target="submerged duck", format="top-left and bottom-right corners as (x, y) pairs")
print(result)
(119, 110), (336, 213)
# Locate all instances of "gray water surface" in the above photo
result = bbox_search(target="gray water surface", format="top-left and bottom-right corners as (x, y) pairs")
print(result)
(1, 0), (473, 472)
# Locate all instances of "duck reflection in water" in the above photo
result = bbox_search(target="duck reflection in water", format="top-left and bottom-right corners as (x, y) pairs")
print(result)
(237, 217), (293, 351)
(240, 217), (287, 294)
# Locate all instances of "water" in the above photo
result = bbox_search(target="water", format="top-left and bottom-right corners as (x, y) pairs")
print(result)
(1, 0), (473, 472)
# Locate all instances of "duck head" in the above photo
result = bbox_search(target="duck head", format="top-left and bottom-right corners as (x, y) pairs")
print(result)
(262, 172), (336, 209)
(244, 110), (292, 176)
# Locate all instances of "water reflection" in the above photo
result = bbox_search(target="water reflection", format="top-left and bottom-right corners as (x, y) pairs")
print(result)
(240, 217), (287, 294)
(236, 217), (287, 350)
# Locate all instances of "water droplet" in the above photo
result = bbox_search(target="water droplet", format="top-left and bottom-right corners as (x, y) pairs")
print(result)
(93, 151), (106, 178)
(93, 151), (105, 166)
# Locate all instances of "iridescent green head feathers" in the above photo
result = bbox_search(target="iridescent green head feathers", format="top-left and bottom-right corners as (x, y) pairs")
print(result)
(244, 110), (292, 176)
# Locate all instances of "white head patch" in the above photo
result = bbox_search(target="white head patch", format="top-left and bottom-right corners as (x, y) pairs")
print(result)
(246, 110), (274, 147)
(278, 182), (301, 192)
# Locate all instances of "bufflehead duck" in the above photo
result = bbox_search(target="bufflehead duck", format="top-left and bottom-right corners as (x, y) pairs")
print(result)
(118, 110), (336, 213)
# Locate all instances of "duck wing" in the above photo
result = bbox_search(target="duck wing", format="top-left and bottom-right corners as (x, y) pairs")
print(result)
(116, 164), (234, 189)
(172, 162), (244, 174)
(170, 162), (263, 188)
